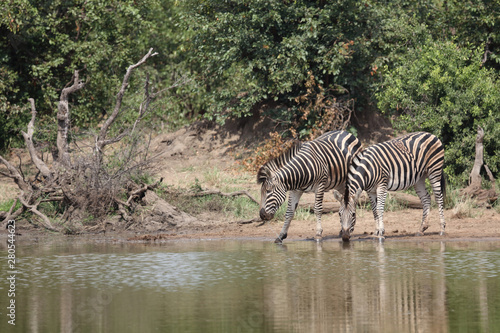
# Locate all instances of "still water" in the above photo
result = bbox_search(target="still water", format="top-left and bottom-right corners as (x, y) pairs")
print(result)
(1, 236), (500, 332)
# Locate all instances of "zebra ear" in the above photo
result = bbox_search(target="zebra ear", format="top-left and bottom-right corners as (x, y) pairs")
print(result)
(333, 190), (344, 202)
(257, 166), (271, 184)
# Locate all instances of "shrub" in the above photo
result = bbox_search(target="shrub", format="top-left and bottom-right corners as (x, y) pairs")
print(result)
(376, 40), (500, 186)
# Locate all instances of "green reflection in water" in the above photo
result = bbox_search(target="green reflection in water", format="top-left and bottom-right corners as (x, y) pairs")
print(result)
(0, 237), (500, 332)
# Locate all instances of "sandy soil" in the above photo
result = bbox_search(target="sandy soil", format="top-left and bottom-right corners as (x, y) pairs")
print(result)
(1, 114), (499, 242)
(131, 116), (500, 243)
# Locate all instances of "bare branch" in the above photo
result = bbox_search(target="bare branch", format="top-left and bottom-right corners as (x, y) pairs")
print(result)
(18, 192), (59, 232)
(232, 217), (262, 225)
(191, 189), (259, 205)
(1, 198), (21, 228)
(0, 155), (31, 192)
(125, 178), (163, 206)
(57, 70), (86, 166)
(96, 48), (158, 152)
(39, 196), (64, 203)
(1, 207), (24, 229)
(131, 74), (192, 136)
(20, 99), (53, 178)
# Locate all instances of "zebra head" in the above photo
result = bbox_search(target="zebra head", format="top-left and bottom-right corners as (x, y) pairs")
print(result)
(257, 166), (287, 220)
(334, 187), (362, 242)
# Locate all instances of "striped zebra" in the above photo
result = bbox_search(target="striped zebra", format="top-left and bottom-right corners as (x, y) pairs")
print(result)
(334, 132), (446, 242)
(257, 130), (362, 243)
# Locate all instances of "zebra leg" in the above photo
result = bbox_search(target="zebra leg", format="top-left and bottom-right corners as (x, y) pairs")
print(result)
(375, 186), (388, 239)
(275, 191), (303, 243)
(414, 177), (431, 235)
(313, 186), (325, 240)
(368, 193), (378, 225)
(430, 172), (446, 236)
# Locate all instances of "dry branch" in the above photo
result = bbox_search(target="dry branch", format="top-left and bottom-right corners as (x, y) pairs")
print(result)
(1, 208), (24, 229)
(0, 48), (178, 233)
(191, 189), (259, 205)
(0, 198), (23, 228)
(17, 192), (59, 232)
(57, 70), (86, 166)
(96, 48), (157, 152)
(22, 99), (53, 178)
(120, 178), (163, 207)
(234, 217), (263, 225)
(0, 155), (31, 192)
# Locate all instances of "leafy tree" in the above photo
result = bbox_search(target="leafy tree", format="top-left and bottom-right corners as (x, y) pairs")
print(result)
(183, 0), (373, 124)
(376, 40), (500, 186)
(181, 1), (444, 134)
(0, 0), (193, 150)
(430, 0), (500, 67)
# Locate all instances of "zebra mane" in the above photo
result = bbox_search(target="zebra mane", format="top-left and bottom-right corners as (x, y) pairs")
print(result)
(257, 142), (303, 184)
(264, 142), (303, 172)
(344, 148), (365, 206)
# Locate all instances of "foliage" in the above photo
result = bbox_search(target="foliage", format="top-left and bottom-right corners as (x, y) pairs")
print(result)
(2, 0), (500, 188)
(240, 131), (297, 173)
(376, 40), (500, 186)
(0, 0), (196, 150)
(292, 72), (354, 139)
(182, 0), (372, 123)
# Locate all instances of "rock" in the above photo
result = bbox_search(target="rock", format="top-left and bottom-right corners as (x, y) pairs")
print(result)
(141, 190), (199, 230)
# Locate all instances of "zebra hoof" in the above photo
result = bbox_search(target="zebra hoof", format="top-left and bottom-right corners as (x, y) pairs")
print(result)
(315, 235), (323, 242)
(439, 231), (445, 236)
(416, 231), (424, 236)
(274, 237), (283, 244)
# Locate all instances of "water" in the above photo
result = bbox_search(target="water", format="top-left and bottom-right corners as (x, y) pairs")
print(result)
(1, 237), (500, 332)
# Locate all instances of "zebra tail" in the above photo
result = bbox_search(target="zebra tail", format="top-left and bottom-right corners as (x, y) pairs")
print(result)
(440, 170), (447, 203)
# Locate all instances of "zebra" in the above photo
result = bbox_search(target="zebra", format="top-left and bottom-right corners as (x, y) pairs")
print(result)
(334, 132), (446, 242)
(257, 130), (362, 243)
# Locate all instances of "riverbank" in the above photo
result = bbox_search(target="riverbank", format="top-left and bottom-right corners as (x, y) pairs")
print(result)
(1, 117), (499, 242)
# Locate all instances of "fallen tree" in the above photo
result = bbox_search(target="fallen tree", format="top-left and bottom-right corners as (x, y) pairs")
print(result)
(0, 48), (188, 233)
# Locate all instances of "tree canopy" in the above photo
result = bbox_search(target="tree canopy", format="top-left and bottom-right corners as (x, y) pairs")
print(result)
(1, 0), (500, 186)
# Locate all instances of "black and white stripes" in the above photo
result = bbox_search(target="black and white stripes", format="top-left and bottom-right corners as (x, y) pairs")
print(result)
(337, 132), (446, 241)
(257, 130), (362, 243)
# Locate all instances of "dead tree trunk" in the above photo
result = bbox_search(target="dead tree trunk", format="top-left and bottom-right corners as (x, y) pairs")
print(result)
(0, 48), (177, 232)
(463, 126), (497, 204)
(57, 70), (86, 167)
(467, 126), (485, 192)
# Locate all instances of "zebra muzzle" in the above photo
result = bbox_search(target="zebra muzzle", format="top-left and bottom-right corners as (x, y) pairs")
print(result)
(259, 208), (274, 221)
(341, 230), (351, 242)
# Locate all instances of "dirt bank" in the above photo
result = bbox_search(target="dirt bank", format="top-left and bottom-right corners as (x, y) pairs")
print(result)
(1, 114), (500, 242)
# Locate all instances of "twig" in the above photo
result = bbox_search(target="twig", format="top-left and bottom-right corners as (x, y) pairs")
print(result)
(96, 48), (158, 153)
(1, 198), (21, 228)
(484, 164), (496, 184)
(125, 178), (164, 206)
(191, 189), (259, 205)
(17, 192), (59, 232)
(39, 197), (64, 203)
(1, 208), (24, 229)
(233, 217), (263, 225)
(0, 155), (31, 192)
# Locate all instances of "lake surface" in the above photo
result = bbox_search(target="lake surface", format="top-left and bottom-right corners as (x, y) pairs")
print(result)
(1, 236), (500, 332)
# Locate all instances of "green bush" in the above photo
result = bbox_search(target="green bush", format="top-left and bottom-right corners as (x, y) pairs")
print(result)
(0, 0), (198, 150)
(376, 40), (500, 186)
